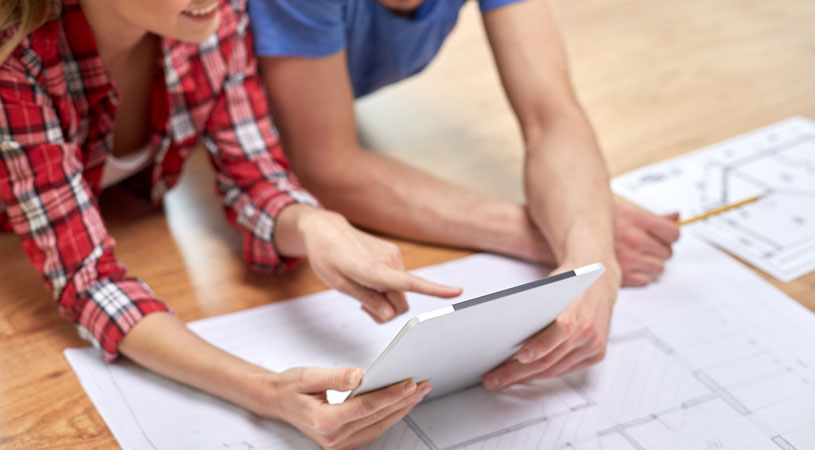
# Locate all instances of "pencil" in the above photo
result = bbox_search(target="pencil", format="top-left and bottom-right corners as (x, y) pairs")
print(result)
(678, 195), (762, 226)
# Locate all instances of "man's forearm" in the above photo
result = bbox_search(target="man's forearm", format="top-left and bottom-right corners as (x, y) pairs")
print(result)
(259, 51), (551, 264)
(297, 147), (555, 264)
(479, 0), (618, 274)
(524, 110), (619, 274)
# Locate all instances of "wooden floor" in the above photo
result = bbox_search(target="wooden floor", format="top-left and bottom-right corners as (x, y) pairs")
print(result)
(1, 0), (813, 447)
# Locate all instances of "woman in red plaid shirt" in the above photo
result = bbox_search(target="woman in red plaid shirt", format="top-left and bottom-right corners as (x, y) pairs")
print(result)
(0, 0), (461, 446)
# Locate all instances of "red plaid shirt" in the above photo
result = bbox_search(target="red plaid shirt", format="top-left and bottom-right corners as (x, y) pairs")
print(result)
(0, 0), (317, 361)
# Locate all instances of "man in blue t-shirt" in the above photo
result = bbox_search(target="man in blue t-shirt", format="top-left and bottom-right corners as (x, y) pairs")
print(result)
(249, 0), (679, 412)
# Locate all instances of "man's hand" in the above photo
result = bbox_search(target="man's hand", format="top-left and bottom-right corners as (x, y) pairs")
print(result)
(613, 200), (680, 286)
(276, 205), (462, 322)
(263, 367), (431, 449)
(482, 266), (619, 389)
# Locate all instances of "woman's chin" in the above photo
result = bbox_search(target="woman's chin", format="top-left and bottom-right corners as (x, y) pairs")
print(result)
(167, 11), (221, 43)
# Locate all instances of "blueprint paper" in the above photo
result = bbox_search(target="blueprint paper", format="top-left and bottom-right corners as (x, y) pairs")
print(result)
(65, 236), (815, 450)
(612, 116), (815, 282)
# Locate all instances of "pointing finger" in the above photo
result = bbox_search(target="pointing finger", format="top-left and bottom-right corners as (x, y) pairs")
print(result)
(337, 278), (395, 321)
(366, 267), (462, 299)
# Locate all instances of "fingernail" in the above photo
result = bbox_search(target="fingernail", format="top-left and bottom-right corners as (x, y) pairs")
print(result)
(517, 349), (535, 363)
(379, 306), (392, 320)
(347, 369), (361, 386)
(419, 384), (432, 396)
(403, 380), (417, 394)
(485, 375), (500, 390)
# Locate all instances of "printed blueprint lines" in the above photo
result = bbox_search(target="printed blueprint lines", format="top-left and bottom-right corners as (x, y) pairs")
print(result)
(64, 239), (815, 450)
(700, 132), (813, 207)
(417, 303), (815, 450)
(403, 376), (593, 449)
(397, 329), (715, 450)
(612, 116), (815, 281)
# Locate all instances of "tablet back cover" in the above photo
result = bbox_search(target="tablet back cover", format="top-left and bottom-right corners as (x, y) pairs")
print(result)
(353, 264), (604, 400)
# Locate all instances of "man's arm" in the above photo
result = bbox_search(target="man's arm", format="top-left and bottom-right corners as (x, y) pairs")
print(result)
(258, 52), (554, 264)
(482, 0), (680, 285)
(483, 0), (616, 267)
(481, 0), (624, 387)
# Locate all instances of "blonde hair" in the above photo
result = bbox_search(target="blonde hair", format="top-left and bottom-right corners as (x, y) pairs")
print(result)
(0, 0), (51, 64)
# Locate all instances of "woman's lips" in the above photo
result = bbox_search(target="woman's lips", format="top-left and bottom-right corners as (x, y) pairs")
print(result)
(181, 2), (219, 21)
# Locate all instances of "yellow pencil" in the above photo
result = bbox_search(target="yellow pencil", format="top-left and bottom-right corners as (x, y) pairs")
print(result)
(678, 195), (762, 226)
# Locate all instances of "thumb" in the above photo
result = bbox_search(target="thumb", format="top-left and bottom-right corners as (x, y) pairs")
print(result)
(297, 367), (363, 393)
(663, 212), (680, 222)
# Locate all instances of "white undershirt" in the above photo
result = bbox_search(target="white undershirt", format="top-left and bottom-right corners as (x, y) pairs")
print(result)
(101, 146), (153, 189)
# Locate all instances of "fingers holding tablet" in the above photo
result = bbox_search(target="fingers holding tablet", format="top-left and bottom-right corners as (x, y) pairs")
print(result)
(483, 269), (615, 390)
(331, 381), (432, 448)
(271, 367), (431, 449)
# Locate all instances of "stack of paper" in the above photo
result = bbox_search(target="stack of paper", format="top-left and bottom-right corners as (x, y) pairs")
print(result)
(66, 235), (815, 449)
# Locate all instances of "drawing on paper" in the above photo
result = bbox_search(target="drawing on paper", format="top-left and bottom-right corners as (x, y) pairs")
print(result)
(65, 238), (815, 450)
(612, 117), (815, 281)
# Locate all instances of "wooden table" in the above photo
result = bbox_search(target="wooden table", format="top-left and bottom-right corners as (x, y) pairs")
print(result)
(1, 0), (813, 447)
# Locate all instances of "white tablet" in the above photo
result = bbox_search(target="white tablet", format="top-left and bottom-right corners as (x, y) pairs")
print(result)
(348, 262), (605, 401)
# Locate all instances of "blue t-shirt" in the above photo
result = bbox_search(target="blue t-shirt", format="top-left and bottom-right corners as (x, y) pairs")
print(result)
(248, 0), (526, 97)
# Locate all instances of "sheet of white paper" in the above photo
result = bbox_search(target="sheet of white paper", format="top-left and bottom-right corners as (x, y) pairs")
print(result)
(65, 236), (815, 450)
(611, 116), (815, 282)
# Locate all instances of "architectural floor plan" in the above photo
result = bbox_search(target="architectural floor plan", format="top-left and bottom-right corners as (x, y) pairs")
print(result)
(612, 117), (815, 281)
(66, 236), (815, 450)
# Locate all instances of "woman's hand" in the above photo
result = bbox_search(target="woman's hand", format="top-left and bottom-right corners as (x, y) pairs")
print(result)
(275, 205), (462, 322)
(121, 314), (428, 449)
(253, 367), (430, 449)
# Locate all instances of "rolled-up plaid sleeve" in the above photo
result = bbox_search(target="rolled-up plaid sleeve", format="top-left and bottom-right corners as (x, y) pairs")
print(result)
(202, 7), (319, 273)
(0, 58), (169, 362)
